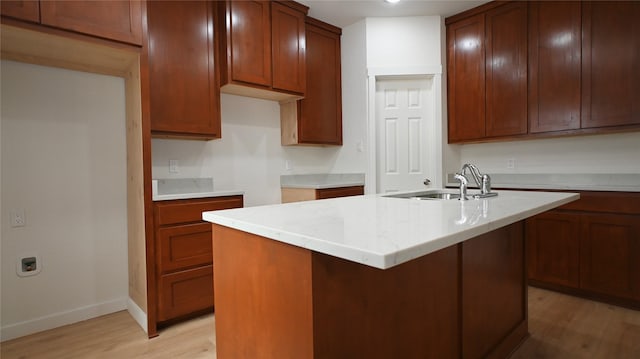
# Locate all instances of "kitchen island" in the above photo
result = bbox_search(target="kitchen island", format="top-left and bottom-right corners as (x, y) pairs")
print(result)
(203, 190), (578, 358)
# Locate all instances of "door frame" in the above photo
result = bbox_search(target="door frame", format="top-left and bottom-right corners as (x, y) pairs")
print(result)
(366, 65), (444, 194)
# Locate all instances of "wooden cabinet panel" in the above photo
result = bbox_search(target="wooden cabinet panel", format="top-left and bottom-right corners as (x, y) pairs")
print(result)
(219, 0), (308, 100)
(271, 1), (306, 94)
(582, 1), (640, 129)
(1, 0), (39, 23)
(446, 13), (485, 142)
(157, 223), (213, 273)
(580, 213), (640, 300)
(147, 0), (220, 139)
(152, 196), (243, 327)
(528, 1), (581, 133)
(226, 0), (271, 87)
(527, 211), (580, 288)
(485, 1), (527, 137)
(316, 186), (364, 200)
(295, 18), (342, 145)
(462, 221), (526, 359)
(158, 266), (214, 322)
(155, 196), (243, 226)
(39, 1), (142, 45)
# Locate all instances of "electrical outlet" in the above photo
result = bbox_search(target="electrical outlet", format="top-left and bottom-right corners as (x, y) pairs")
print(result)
(10, 209), (26, 227)
(507, 158), (516, 169)
(285, 160), (293, 171)
(169, 160), (179, 173)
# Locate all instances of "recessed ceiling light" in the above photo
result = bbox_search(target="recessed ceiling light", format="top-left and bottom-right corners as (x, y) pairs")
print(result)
(385, 0), (401, 4)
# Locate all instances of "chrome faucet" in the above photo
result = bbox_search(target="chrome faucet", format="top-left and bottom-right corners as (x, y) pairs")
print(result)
(460, 163), (492, 194)
(455, 164), (497, 200)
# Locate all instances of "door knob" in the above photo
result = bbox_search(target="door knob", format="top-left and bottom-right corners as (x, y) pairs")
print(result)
(423, 178), (431, 186)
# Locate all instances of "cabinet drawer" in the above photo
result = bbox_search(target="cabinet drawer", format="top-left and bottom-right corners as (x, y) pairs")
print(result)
(158, 265), (214, 322)
(558, 191), (640, 215)
(155, 196), (243, 225)
(157, 222), (212, 273)
(316, 186), (364, 200)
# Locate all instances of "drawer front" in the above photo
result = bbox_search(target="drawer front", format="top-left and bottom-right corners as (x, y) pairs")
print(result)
(157, 222), (212, 273)
(155, 196), (243, 225)
(157, 265), (214, 322)
(316, 186), (364, 200)
(558, 191), (640, 215)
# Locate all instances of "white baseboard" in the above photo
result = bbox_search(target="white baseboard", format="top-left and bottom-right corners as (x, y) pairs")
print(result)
(0, 297), (127, 342)
(126, 297), (148, 334)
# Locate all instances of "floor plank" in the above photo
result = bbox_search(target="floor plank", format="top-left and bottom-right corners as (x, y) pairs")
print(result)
(1, 287), (639, 358)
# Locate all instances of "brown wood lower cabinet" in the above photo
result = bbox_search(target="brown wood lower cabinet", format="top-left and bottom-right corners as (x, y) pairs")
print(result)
(153, 195), (243, 325)
(526, 191), (640, 309)
(281, 185), (364, 203)
(212, 221), (527, 358)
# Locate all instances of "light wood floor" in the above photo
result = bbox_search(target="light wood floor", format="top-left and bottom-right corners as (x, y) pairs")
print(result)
(2, 287), (639, 358)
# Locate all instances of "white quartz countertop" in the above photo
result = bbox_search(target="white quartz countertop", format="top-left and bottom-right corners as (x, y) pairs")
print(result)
(152, 178), (243, 201)
(280, 173), (365, 189)
(203, 189), (578, 269)
(446, 173), (640, 192)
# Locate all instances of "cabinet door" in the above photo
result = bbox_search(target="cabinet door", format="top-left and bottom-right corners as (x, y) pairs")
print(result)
(526, 211), (581, 288)
(228, 0), (271, 87)
(39, 1), (142, 45)
(298, 19), (342, 145)
(158, 265), (214, 322)
(582, 1), (640, 128)
(447, 13), (485, 142)
(147, 1), (221, 138)
(157, 223), (213, 273)
(528, 1), (581, 133)
(485, 1), (527, 137)
(580, 213), (640, 300)
(271, 1), (306, 94)
(1, 0), (39, 23)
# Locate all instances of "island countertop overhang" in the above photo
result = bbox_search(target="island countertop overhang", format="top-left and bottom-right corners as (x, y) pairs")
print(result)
(202, 190), (579, 269)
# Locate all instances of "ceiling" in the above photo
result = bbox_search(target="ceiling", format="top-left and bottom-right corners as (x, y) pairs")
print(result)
(297, 0), (489, 28)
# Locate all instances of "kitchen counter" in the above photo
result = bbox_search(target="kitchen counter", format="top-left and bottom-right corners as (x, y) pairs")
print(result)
(447, 173), (640, 192)
(203, 189), (578, 269)
(205, 189), (578, 358)
(152, 178), (243, 201)
(280, 173), (365, 189)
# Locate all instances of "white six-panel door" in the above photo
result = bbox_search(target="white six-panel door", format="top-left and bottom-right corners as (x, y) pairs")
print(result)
(376, 77), (433, 193)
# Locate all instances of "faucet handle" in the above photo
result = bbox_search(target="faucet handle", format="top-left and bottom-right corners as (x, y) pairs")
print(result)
(481, 174), (491, 194)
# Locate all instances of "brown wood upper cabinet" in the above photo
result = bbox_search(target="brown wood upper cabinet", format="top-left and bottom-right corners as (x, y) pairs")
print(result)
(447, 0), (640, 143)
(1, 0), (142, 46)
(281, 17), (342, 146)
(528, 1), (581, 133)
(217, 0), (308, 101)
(446, 1), (527, 142)
(147, 1), (221, 139)
(582, 1), (640, 129)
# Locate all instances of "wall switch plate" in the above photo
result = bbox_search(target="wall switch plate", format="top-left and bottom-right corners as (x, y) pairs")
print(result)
(10, 209), (26, 227)
(169, 160), (179, 173)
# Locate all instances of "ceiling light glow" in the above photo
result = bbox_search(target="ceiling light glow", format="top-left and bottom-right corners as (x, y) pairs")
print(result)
(385, 0), (401, 4)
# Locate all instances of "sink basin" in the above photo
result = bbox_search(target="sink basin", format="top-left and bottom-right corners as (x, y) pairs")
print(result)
(384, 190), (461, 200)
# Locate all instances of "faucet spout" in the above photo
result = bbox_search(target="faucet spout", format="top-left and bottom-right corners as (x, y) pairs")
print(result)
(453, 173), (469, 201)
(460, 163), (492, 194)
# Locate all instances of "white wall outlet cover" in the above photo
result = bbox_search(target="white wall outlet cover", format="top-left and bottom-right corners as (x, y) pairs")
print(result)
(10, 209), (26, 227)
(17, 254), (42, 277)
(169, 159), (179, 173)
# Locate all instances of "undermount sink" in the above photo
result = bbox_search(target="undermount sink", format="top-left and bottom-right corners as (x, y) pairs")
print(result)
(384, 190), (499, 201)
(384, 190), (461, 200)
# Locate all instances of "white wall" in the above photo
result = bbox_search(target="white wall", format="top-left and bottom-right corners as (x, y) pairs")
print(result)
(366, 16), (442, 69)
(0, 60), (128, 341)
(152, 93), (367, 207)
(458, 132), (640, 174)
